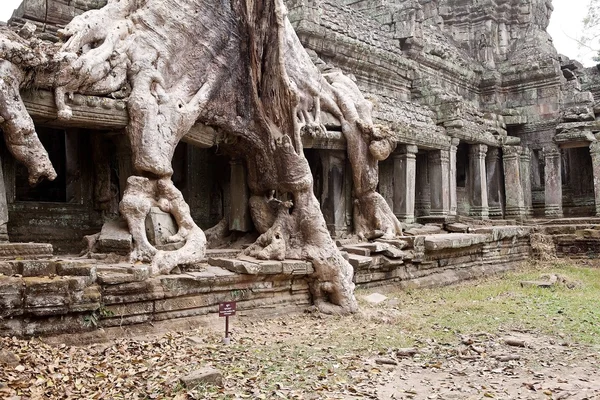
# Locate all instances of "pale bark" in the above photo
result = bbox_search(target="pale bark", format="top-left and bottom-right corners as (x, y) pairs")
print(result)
(0, 28), (57, 185)
(0, 0), (403, 313)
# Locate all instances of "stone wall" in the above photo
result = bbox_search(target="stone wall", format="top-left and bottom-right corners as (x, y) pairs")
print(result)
(538, 221), (600, 259)
(0, 227), (531, 339)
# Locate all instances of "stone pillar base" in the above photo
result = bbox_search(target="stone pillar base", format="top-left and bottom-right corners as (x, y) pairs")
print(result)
(488, 206), (503, 219)
(326, 224), (349, 237)
(429, 210), (449, 217)
(395, 213), (415, 224)
(505, 207), (527, 219)
(469, 206), (489, 219)
(545, 205), (563, 218)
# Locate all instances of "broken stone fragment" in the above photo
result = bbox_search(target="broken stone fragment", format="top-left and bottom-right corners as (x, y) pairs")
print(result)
(374, 357), (398, 365)
(0, 349), (20, 366)
(145, 207), (179, 246)
(445, 222), (470, 233)
(363, 293), (387, 304)
(97, 220), (132, 255)
(396, 348), (418, 357)
(180, 367), (223, 388)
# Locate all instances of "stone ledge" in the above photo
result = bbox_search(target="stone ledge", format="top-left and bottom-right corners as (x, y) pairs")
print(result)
(0, 243), (53, 260)
(423, 233), (489, 251)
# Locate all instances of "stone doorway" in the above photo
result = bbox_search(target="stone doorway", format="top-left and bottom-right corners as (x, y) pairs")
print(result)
(455, 142), (470, 216)
(561, 146), (595, 217)
(415, 152), (430, 217)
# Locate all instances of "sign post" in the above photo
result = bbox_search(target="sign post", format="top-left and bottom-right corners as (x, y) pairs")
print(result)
(218, 301), (237, 345)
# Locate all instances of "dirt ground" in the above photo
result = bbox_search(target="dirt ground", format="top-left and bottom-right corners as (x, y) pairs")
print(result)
(1, 262), (599, 399)
(377, 331), (600, 400)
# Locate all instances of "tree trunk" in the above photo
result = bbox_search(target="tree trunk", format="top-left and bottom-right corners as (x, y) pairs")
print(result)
(0, 0), (403, 313)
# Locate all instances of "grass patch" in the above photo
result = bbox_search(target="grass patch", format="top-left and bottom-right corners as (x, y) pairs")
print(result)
(359, 261), (600, 346)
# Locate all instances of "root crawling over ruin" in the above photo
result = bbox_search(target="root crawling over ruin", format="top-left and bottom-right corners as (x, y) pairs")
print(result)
(120, 176), (206, 275)
(40, 0), (398, 312)
(0, 28), (57, 185)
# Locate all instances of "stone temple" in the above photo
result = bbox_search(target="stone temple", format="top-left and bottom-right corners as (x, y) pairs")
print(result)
(0, 0), (599, 338)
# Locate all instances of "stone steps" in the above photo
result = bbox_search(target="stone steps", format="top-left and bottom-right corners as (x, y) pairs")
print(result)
(0, 242), (53, 260)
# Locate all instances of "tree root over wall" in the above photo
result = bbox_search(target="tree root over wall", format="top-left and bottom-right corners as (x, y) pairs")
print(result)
(0, 0), (406, 313)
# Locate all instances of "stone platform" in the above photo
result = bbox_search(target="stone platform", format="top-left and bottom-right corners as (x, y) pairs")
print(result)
(0, 226), (538, 339)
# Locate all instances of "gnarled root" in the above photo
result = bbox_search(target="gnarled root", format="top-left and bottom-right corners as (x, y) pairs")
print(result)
(248, 190), (285, 234)
(120, 175), (206, 275)
(310, 255), (358, 315)
(205, 217), (230, 248)
(53, 0), (132, 119)
(243, 135), (358, 314)
(243, 200), (291, 260)
(354, 191), (402, 240)
(0, 61), (57, 185)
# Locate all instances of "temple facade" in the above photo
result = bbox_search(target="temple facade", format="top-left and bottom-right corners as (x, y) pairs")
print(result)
(2, 0), (599, 251)
(4, 0), (600, 338)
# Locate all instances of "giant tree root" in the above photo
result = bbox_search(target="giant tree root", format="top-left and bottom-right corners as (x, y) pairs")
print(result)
(120, 176), (206, 275)
(243, 135), (358, 314)
(354, 191), (403, 239)
(0, 30), (57, 185)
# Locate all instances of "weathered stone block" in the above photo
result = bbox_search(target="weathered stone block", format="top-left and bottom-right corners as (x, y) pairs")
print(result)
(66, 276), (90, 291)
(145, 207), (178, 246)
(281, 260), (313, 275)
(352, 242), (390, 253)
(424, 234), (488, 251)
(70, 286), (102, 312)
(342, 245), (370, 256)
(405, 225), (443, 236)
(102, 279), (166, 304)
(0, 276), (24, 316)
(155, 294), (216, 313)
(18, 260), (56, 277)
(0, 261), (13, 275)
(347, 254), (372, 268)
(0, 243), (53, 260)
(291, 279), (309, 292)
(160, 274), (217, 297)
(105, 301), (154, 317)
(446, 222), (469, 233)
(97, 220), (132, 255)
(23, 277), (70, 309)
(180, 367), (223, 388)
(55, 260), (97, 282)
(375, 238), (409, 249)
(208, 257), (283, 275)
(96, 265), (149, 285)
(99, 314), (152, 328)
(382, 246), (406, 259)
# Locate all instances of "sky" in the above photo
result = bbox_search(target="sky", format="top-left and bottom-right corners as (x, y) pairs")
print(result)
(0, 0), (596, 66)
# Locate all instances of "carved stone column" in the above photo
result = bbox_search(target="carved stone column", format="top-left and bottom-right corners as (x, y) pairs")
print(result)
(468, 144), (489, 219)
(393, 144), (418, 223)
(428, 150), (450, 216)
(502, 145), (527, 219)
(415, 153), (430, 216)
(0, 157), (8, 242)
(589, 141), (600, 216)
(486, 147), (503, 218)
(544, 146), (563, 218)
(378, 158), (394, 211)
(449, 138), (459, 216)
(520, 147), (533, 217)
(115, 134), (134, 200)
(320, 150), (349, 236)
(229, 159), (252, 232)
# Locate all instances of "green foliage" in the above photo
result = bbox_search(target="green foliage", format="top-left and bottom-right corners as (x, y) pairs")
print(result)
(83, 305), (114, 328)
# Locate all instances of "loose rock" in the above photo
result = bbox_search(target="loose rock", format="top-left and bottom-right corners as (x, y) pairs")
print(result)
(180, 367), (223, 388)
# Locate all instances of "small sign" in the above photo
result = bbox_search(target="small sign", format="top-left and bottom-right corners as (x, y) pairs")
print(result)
(219, 301), (237, 317)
